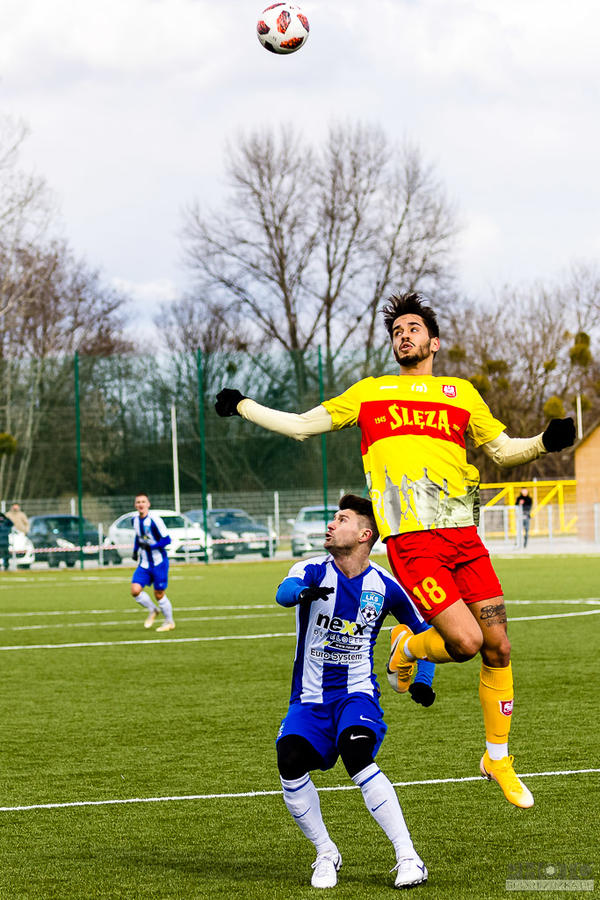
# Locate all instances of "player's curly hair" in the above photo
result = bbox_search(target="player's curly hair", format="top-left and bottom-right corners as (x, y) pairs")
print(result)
(338, 494), (379, 548)
(381, 291), (439, 340)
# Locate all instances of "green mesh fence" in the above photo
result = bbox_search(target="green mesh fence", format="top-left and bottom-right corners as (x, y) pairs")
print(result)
(0, 347), (366, 512)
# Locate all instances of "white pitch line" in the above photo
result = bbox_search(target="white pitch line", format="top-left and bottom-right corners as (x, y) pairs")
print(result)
(2, 608), (600, 652)
(509, 598), (600, 606)
(2, 768), (598, 813)
(0, 632), (297, 651)
(4, 598), (600, 620)
(5, 611), (288, 633)
(1, 603), (275, 618)
(508, 610), (600, 622)
(0, 576), (187, 589)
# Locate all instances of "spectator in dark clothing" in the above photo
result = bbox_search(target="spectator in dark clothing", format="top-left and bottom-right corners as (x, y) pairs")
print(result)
(0, 513), (12, 570)
(516, 488), (533, 548)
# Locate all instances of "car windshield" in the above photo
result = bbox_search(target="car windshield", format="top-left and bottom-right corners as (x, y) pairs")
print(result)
(210, 512), (254, 527)
(161, 515), (188, 529)
(298, 509), (337, 523)
(39, 517), (94, 534)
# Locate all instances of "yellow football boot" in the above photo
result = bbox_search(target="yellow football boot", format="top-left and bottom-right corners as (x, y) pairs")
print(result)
(480, 752), (534, 808)
(387, 624), (416, 693)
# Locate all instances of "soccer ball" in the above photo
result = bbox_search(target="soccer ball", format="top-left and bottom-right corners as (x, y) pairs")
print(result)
(257, 3), (310, 55)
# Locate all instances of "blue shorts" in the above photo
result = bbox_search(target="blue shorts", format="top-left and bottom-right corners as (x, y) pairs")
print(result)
(276, 693), (387, 771)
(132, 560), (169, 592)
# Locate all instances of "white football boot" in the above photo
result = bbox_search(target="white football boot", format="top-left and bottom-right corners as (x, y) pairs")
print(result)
(143, 610), (158, 629)
(392, 852), (428, 889)
(311, 849), (342, 889)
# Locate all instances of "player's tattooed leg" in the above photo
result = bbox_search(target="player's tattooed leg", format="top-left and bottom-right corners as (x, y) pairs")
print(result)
(479, 603), (507, 626)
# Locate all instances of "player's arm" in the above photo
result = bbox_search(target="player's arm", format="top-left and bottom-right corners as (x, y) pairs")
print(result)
(215, 389), (332, 442)
(145, 517), (171, 550)
(481, 418), (576, 468)
(276, 576), (333, 608)
(215, 380), (365, 439)
(147, 535), (171, 549)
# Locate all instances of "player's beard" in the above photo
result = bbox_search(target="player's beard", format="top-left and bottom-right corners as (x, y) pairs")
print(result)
(394, 339), (433, 368)
(325, 535), (354, 557)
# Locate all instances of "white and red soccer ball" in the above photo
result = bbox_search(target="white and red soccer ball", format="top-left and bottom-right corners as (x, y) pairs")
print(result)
(257, 3), (310, 55)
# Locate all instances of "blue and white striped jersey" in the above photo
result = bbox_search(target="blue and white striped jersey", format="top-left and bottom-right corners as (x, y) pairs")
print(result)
(276, 555), (429, 704)
(133, 513), (171, 568)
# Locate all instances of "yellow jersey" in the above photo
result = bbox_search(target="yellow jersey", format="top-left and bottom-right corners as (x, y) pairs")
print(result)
(322, 374), (505, 539)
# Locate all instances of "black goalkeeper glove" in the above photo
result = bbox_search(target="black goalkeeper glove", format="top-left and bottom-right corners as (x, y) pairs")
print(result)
(299, 586), (334, 605)
(132, 550), (138, 562)
(408, 682), (436, 707)
(542, 417), (576, 452)
(215, 388), (247, 418)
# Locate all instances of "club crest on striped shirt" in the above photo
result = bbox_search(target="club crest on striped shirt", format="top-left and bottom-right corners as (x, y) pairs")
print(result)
(359, 590), (384, 624)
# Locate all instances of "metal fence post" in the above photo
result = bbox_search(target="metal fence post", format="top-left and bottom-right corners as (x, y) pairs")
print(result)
(196, 349), (210, 565)
(478, 506), (486, 543)
(318, 346), (329, 530)
(274, 491), (280, 540)
(268, 515), (274, 558)
(515, 506), (523, 548)
(74, 351), (85, 570)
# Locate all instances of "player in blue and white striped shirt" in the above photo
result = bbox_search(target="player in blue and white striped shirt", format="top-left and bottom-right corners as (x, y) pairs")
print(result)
(275, 495), (434, 890)
(130, 493), (175, 632)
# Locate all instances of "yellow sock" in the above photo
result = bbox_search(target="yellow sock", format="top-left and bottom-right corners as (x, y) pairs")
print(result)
(479, 662), (514, 743)
(406, 627), (454, 663)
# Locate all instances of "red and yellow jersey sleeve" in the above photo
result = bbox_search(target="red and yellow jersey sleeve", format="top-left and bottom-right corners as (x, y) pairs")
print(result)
(323, 375), (504, 539)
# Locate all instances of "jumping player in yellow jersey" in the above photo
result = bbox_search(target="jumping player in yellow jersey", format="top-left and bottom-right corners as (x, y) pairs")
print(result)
(215, 291), (575, 810)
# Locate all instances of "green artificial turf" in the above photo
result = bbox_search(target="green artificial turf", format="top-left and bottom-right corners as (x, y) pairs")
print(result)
(1, 556), (599, 898)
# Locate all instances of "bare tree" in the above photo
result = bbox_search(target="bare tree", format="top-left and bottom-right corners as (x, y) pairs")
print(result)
(182, 122), (458, 396)
(441, 270), (600, 480)
(0, 115), (54, 319)
(0, 242), (132, 498)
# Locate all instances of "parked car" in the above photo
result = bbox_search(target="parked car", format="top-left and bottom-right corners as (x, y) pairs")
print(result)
(108, 510), (213, 561)
(28, 515), (121, 567)
(6, 528), (35, 569)
(185, 509), (237, 560)
(289, 505), (339, 557)
(186, 508), (276, 559)
(290, 504), (386, 557)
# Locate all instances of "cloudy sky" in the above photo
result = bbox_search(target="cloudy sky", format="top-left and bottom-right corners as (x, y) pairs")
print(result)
(1, 0), (599, 327)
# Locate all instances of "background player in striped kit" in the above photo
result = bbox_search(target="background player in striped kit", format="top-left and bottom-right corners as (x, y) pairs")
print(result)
(130, 493), (175, 632)
(275, 494), (434, 890)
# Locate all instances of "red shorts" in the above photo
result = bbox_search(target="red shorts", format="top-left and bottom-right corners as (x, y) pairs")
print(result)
(386, 526), (502, 623)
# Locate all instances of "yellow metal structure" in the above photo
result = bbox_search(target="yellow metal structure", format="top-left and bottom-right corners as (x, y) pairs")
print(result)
(480, 480), (577, 537)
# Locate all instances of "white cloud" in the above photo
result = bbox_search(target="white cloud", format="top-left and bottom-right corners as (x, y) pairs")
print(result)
(0, 0), (598, 312)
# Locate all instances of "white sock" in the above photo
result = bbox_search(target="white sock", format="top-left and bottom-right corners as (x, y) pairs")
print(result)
(486, 741), (509, 761)
(135, 591), (158, 614)
(158, 595), (174, 623)
(280, 775), (336, 855)
(352, 763), (414, 859)
(403, 637), (416, 661)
